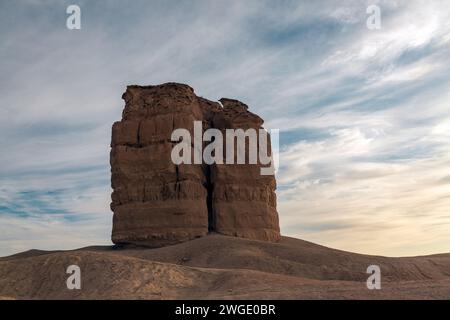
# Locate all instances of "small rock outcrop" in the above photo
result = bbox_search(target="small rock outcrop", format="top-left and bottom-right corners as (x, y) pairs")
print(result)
(111, 83), (280, 247)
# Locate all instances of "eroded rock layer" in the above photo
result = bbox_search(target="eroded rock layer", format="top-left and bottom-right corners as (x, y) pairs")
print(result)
(111, 83), (280, 246)
(211, 98), (280, 242)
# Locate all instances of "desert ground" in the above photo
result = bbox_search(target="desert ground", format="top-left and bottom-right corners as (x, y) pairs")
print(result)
(0, 234), (449, 299)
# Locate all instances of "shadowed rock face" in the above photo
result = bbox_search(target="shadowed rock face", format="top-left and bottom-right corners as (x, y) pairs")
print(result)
(111, 83), (280, 247)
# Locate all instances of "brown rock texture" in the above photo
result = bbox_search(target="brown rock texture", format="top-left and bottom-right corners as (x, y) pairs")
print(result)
(210, 98), (280, 242)
(110, 82), (280, 247)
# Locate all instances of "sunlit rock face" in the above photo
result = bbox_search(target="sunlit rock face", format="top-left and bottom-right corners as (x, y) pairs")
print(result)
(110, 83), (280, 247)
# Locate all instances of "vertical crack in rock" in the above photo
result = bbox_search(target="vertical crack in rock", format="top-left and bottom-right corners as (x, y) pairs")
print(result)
(136, 121), (142, 147)
(111, 82), (280, 247)
(205, 164), (214, 232)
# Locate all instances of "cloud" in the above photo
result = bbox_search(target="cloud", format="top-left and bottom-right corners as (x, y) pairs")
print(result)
(0, 0), (449, 256)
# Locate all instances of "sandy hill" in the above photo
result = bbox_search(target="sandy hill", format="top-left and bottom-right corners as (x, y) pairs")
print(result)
(1, 234), (449, 299)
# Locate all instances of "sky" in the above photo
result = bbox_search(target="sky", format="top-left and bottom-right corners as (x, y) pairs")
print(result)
(0, 0), (449, 257)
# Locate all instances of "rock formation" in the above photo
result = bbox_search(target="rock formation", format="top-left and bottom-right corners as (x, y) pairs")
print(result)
(210, 98), (280, 241)
(111, 83), (280, 247)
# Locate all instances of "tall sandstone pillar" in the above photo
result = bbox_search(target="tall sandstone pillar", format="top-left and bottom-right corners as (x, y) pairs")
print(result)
(110, 84), (209, 247)
(211, 98), (280, 242)
(110, 83), (280, 247)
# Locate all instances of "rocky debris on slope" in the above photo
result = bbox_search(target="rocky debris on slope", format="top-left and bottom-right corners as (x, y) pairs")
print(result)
(2, 235), (450, 299)
(110, 83), (280, 247)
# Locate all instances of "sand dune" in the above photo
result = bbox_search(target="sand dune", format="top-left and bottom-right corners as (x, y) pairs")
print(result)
(1, 234), (449, 299)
